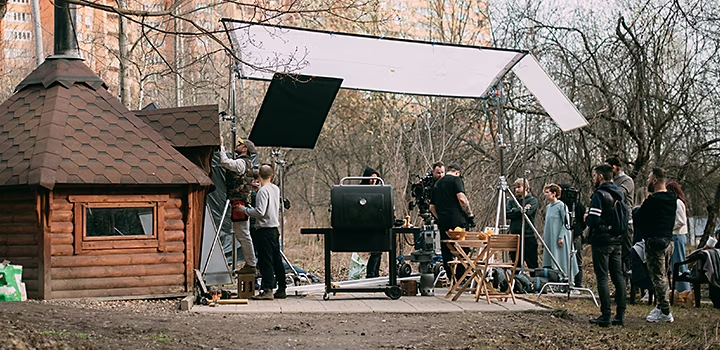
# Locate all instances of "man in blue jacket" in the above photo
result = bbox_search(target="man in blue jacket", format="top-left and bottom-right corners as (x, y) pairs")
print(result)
(585, 164), (626, 327)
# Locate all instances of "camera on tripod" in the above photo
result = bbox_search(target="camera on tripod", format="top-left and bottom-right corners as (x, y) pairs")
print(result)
(559, 184), (579, 227)
(408, 171), (434, 222)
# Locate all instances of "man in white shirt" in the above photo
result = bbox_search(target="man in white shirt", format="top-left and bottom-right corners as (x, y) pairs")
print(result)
(238, 164), (285, 300)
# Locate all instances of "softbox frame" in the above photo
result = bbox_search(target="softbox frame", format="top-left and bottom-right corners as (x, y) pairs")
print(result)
(249, 73), (343, 149)
(222, 19), (588, 132)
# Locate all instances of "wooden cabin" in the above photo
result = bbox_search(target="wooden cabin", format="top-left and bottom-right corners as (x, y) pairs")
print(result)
(0, 58), (215, 299)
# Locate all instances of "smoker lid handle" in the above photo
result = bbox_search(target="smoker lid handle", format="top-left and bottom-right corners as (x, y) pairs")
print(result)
(340, 176), (385, 185)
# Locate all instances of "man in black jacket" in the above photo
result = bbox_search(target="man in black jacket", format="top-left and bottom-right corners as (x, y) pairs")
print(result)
(506, 178), (539, 269)
(636, 168), (676, 323)
(586, 164), (626, 327)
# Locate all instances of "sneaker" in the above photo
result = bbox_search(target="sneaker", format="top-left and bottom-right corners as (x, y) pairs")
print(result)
(589, 315), (611, 327)
(647, 308), (673, 323)
(570, 290), (582, 295)
(236, 265), (256, 275)
(640, 292), (650, 302)
(274, 289), (287, 299)
(251, 290), (274, 300)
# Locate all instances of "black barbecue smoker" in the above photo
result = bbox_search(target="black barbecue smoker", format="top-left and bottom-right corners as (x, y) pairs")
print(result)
(302, 176), (403, 300)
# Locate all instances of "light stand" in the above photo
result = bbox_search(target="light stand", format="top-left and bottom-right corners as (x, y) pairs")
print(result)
(537, 201), (598, 306)
(271, 149), (309, 286)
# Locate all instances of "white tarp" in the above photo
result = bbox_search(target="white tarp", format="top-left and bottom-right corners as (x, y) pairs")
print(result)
(224, 20), (587, 131)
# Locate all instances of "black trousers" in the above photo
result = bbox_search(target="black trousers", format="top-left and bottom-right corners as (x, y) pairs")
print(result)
(439, 225), (468, 281)
(252, 227), (286, 291)
(592, 244), (626, 318)
(367, 252), (382, 278)
(510, 234), (539, 270)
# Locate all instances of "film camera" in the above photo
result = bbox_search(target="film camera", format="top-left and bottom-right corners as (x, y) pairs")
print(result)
(559, 184), (579, 228)
(408, 171), (435, 222)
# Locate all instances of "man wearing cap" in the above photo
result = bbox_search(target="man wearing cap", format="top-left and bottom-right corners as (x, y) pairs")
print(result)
(219, 136), (258, 275)
(430, 163), (475, 280)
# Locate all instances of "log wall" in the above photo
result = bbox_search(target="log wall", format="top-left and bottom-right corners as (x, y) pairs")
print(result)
(0, 188), (41, 299)
(49, 190), (190, 299)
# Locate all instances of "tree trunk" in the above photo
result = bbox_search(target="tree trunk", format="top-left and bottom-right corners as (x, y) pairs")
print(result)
(118, 0), (129, 105)
(698, 181), (720, 249)
(30, 0), (43, 66)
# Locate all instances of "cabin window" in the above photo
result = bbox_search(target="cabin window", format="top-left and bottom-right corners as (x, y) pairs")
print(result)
(68, 195), (169, 254)
(85, 206), (154, 237)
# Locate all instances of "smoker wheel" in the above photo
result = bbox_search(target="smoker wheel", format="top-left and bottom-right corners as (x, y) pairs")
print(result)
(385, 286), (402, 300)
(323, 292), (330, 300)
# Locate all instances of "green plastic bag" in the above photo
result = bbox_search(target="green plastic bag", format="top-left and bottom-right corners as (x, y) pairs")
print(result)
(347, 253), (367, 280)
(0, 262), (22, 302)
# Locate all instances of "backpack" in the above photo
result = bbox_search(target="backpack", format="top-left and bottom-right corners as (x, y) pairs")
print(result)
(598, 190), (629, 237)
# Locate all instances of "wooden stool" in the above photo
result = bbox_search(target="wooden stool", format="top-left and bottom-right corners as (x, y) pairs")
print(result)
(237, 274), (255, 299)
(400, 280), (417, 296)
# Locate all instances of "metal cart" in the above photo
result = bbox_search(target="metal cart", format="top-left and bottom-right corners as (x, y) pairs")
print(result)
(301, 176), (403, 300)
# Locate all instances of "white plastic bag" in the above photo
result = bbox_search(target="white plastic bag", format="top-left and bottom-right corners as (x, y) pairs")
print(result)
(347, 253), (367, 280)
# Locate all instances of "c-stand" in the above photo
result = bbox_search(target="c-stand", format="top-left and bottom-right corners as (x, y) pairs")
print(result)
(537, 200), (598, 305)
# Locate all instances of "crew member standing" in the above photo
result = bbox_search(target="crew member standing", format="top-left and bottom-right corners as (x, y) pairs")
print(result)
(636, 168), (676, 323)
(606, 156), (635, 278)
(507, 178), (539, 269)
(239, 164), (286, 300)
(219, 136), (257, 275)
(361, 167), (384, 279)
(430, 163), (475, 279)
(586, 164), (626, 327)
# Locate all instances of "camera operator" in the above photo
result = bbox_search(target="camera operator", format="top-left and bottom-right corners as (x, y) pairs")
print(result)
(506, 178), (539, 269)
(430, 163), (475, 279)
(218, 135), (258, 275)
(560, 184), (587, 289)
(431, 161), (445, 183)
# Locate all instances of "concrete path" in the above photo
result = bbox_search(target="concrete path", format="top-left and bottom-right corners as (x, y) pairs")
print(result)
(191, 288), (548, 314)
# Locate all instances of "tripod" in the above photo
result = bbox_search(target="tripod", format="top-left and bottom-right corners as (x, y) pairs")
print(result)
(537, 201), (598, 305)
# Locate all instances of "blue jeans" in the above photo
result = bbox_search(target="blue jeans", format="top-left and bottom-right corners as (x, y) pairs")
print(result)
(671, 234), (691, 292)
(592, 244), (626, 318)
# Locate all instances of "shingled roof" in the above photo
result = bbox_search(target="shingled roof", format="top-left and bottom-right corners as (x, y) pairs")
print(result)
(134, 105), (220, 147)
(0, 58), (213, 189)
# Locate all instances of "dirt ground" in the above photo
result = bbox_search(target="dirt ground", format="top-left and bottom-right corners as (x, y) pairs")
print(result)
(1, 294), (719, 350)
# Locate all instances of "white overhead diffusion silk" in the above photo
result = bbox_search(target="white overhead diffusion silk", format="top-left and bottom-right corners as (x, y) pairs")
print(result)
(225, 20), (587, 131)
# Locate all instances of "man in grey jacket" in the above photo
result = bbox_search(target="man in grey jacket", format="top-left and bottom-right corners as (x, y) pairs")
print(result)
(606, 156), (635, 280)
(238, 164), (285, 300)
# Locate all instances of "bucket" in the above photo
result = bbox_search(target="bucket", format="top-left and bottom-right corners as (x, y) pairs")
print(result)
(400, 280), (417, 296)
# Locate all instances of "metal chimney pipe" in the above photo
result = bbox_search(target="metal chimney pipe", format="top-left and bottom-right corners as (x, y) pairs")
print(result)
(53, 0), (81, 59)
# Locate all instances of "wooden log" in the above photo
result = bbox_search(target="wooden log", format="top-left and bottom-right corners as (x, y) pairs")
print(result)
(50, 285), (186, 299)
(165, 230), (184, 242)
(67, 195), (169, 203)
(51, 274), (185, 291)
(81, 248), (159, 255)
(2, 257), (39, 268)
(0, 212), (37, 224)
(165, 198), (183, 209)
(0, 203), (35, 213)
(51, 199), (73, 211)
(51, 233), (73, 245)
(52, 263), (185, 279)
(165, 220), (184, 231)
(0, 234), (37, 245)
(81, 240), (159, 250)
(22, 267), (39, 280)
(0, 191), (33, 201)
(24, 280), (39, 292)
(49, 222), (73, 234)
(0, 223), (38, 235)
(52, 252), (185, 267)
(164, 208), (183, 220)
(0, 245), (38, 257)
(50, 245), (74, 256)
(164, 241), (185, 252)
(50, 210), (73, 223)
